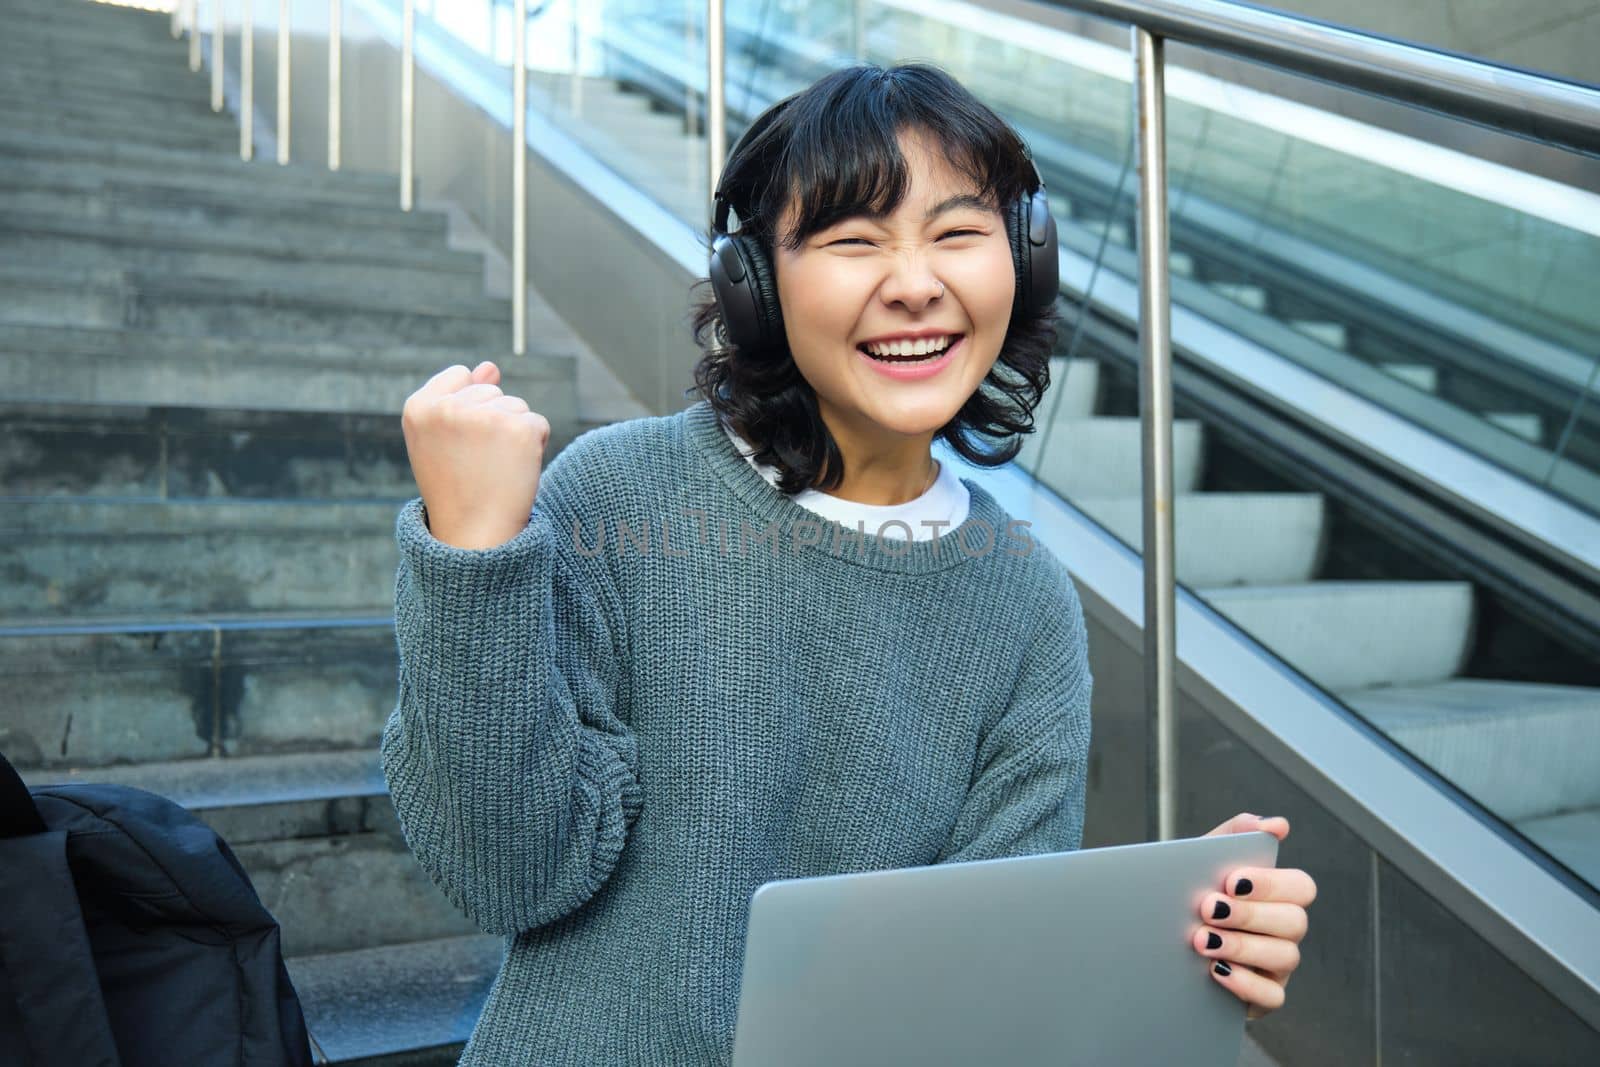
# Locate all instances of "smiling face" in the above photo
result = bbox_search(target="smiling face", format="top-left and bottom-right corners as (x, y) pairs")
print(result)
(772, 127), (1016, 454)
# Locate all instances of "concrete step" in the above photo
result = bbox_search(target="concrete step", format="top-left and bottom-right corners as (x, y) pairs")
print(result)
(1024, 416), (1206, 497)
(0, 169), (449, 236)
(23, 751), (482, 957)
(0, 401), (419, 499)
(1073, 492), (1326, 587)
(0, 90), (232, 142)
(289, 935), (501, 1064)
(2, 498), (400, 620)
(0, 109), (238, 154)
(0, 393), (578, 497)
(0, 127), (409, 202)
(0, 325), (580, 417)
(0, 214), (489, 302)
(0, 66), (218, 115)
(0, 62), (215, 108)
(1341, 679), (1600, 823)
(0, 25), (191, 64)
(0, 613), (398, 769)
(1203, 580), (1475, 691)
(1, 0), (177, 43)
(1, 0), (174, 35)
(0, 262), (514, 349)
(0, 27), (201, 71)
(1515, 806), (1600, 888)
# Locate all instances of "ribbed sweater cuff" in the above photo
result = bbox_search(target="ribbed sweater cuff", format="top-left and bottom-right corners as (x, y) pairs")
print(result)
(395, 497), (546, 598)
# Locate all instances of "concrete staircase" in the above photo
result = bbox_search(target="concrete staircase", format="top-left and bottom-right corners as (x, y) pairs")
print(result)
(0, 0), (645, 1062)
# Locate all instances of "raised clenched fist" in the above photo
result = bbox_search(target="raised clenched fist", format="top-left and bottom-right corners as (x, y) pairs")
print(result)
(401, 361), (551, 550)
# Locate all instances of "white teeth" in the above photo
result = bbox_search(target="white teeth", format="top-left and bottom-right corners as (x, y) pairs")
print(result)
(864, 334), (957, 358)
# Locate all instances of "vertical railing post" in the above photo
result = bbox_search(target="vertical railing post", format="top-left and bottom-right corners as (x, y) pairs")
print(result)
(211, 0), (224, 112)
(1133, 26), (1177, 843)
(328, 0), (342, 169)
(707, 0), (725, 213)
(568, 0), (583, 116)
(188, 0), (202, 70)
(401, 0), (415, 210)
(277, 0), (291, 164)
(682, 1), (696, 137)
(512, 0), (527, 355)
(241, 0), (255, 160)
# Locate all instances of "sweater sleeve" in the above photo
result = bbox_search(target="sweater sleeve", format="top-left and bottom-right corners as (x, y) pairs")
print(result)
(379, 445), (642, 936)
(934, 571), (1093, 864)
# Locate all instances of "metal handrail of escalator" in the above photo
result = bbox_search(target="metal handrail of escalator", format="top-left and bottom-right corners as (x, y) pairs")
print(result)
(1037, 0), (1600, 155)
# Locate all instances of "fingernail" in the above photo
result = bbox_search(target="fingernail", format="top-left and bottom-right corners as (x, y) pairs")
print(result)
(1214, 961), (1232, 977)
(1206, 932), (1222, 950)
(1234, 877), (1254, 897)
(1212, 900), (1232, 920)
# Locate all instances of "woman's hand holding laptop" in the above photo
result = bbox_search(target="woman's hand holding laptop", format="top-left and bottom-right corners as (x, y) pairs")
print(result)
(1195, 813), (1318, 1021)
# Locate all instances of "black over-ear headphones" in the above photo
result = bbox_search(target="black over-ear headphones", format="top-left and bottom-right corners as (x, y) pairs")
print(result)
(708, 145), (1059, 355)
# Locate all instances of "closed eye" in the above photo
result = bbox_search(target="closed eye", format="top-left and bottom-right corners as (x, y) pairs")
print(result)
(828, 229), (986, 247)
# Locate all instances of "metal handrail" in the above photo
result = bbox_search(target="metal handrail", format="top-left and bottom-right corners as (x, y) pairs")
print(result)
(276, 0), (291, 164)
(329, 0), (342, 170)
(1130, 27), (1175, 844)
(401, 0), (416, 209)
(1042, 0), (1600, 157)
(239, 0), (253, 161)
(513, 0), (528, 353)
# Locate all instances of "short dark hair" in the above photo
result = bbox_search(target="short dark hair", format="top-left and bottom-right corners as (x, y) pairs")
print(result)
(684, 62), (1061, 496)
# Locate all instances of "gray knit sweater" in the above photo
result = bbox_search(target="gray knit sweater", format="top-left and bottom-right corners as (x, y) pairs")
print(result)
(381, 397), (1094, 1065)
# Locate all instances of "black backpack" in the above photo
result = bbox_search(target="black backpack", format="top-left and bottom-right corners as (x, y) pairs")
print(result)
(0, 751), (315, 1067)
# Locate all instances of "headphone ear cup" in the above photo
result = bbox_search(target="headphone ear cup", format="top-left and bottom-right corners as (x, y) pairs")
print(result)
(741, 235), (785, 352)
(1007, 186), (1060, 323)
(1024, 185), (1059, 317)
(1007, 195), (1031, 325)
(709, 232), (785, 354)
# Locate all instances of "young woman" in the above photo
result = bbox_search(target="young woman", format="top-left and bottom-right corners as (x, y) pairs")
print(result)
(389, 63), (1316, 1065)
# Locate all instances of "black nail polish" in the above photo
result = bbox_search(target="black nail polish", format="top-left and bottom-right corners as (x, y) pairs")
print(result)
(1234, 878), (1254, 897)
(1214, 961), (1232, 977)
(1212, 900), (1232, 921)
(1206, 932), (1222, 950)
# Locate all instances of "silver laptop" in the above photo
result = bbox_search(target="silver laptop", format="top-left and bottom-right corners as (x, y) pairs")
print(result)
(731, 831), (1280, 1066)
